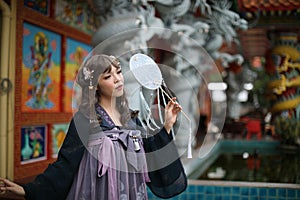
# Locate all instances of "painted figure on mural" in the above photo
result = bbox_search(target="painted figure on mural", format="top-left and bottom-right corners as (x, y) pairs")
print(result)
(0, 54), (187, 200)
(26, 32), (53, 109)
(75, 4), (84, 26)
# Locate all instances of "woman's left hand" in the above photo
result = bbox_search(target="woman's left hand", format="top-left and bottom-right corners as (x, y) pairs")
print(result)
(164, 97), (182, 134)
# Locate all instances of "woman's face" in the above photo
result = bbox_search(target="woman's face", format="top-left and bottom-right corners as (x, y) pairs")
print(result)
(98, 65), (124, 99)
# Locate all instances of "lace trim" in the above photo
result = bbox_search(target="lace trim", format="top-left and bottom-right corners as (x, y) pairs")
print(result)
(95, 104), (115, 127)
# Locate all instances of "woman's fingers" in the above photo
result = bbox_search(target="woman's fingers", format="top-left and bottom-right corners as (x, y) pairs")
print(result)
(0, 178), (25, 196)
(0, 179), (5, 194)
(165, 97), (175, 109)
(0, 178), (10, 194)
(163, 97), (183, 133)
(167, 97), (182, 113)
(174, 102), (182, 113)
(0, 178), (13, 191)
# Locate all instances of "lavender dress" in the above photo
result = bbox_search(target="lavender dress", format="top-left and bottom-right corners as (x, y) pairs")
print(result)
(66, 107), (150, 200)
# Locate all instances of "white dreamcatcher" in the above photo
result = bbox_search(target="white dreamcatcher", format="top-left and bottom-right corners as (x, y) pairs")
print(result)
(128, 53), (193, 158)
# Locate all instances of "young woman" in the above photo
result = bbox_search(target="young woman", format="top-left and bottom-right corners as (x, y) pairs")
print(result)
(0, 54), (187, 200)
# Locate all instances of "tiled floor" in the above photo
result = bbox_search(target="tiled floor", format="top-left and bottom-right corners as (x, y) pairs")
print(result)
(147, 180), (300, 200)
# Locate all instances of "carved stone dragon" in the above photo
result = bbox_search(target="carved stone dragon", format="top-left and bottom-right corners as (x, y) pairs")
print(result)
(87, 0), (248, 151)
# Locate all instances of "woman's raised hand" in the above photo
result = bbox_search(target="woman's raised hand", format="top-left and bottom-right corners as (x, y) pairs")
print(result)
(163, 97), (182, 133)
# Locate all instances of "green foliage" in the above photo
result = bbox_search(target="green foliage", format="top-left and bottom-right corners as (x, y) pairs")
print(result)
(274, 117), (300, 145)
(252, 68), (272, 109)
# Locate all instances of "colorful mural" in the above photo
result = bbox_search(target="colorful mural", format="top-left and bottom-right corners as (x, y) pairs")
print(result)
(55, 0), (99, 35)
(51, 123), (69, 158)
(267, 32), (300, 145)
(64, 38), (91, 112)
(22, 22), (62, 112)
(21, 125), (47, 164)
(24, 0), (50, 16)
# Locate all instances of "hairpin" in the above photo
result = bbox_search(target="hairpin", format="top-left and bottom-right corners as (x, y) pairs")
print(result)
(83, 67), (94, 89)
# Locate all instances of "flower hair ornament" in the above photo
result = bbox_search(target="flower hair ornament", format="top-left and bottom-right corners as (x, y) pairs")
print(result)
(82, 62), (99, 124)
(129, 53), (193, 158)
(83, 66), (95, 88)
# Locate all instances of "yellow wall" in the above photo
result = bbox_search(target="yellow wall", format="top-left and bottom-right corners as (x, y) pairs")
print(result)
(0, 0), (16, 179)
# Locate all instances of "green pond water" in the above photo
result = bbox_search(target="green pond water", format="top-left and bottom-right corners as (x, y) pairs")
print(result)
(198, 147), (300, 184)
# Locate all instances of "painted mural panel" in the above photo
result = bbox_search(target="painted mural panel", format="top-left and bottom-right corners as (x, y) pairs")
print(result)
(22, 22), (62, 112)
(21, 125), (47, 164)
(51, 123), (69, 158)
(24, 0), (50, 16)
(64, 38), (91, 112)
(55, 0), (99, 35)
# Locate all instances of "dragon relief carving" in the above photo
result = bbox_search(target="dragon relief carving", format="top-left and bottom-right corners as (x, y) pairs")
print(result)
(87, 0), (248, 149)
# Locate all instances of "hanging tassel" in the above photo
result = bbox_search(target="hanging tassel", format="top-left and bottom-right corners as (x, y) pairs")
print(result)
(159, 85), (193, 157)
(187, 120), (192, 158)
(139, 90), (151, 132)
(157, 88), (164, 124)
(88, 85), (96, 124)
(171, 127), (175, 141)
(139, 89), (158, 131)
(148, 92), (160, 129)
(139, 108), (148, 138)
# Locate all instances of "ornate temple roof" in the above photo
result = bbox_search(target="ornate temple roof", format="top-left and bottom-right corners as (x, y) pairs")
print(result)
(238, 0), (300, 12)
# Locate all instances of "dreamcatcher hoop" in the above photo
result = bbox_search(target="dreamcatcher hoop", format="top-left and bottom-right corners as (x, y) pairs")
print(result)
(129, 53), (163, 90)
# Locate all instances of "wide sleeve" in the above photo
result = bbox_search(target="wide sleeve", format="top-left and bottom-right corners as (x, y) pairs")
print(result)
(22, 115), (86, 200)
(142, 126), (187, 199)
